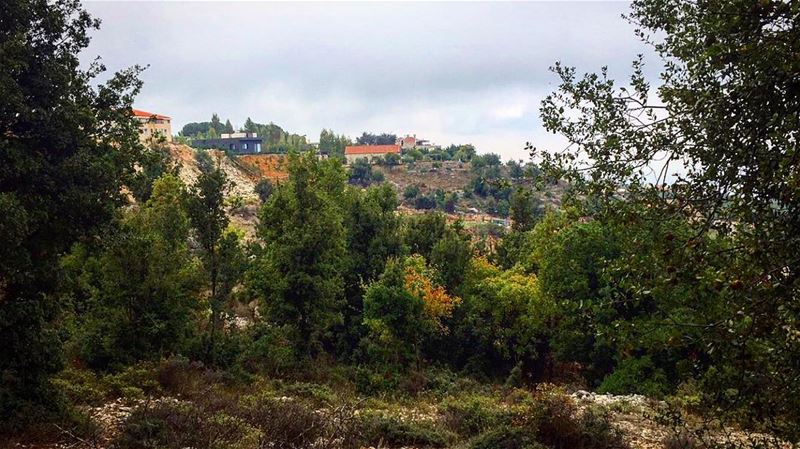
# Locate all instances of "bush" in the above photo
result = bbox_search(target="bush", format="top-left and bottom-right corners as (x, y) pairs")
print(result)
(470, 426), (545, 449)
(359, 413), (455, 448)
(532, 384), (627, 449)
(404, 184), (421, 199)
(598, 356), (668, 398)
(441, 394), (512, 436)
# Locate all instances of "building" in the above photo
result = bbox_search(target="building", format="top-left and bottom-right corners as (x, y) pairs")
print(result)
(396, 134), (440, 151)
(344, 144), (401, 164)
(133, 109), (172, 143)
(398, 135), (417, 150)
(192, 132), (263, 154)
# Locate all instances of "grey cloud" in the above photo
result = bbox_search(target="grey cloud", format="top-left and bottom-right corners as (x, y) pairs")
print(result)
(82, 1), (657, 159)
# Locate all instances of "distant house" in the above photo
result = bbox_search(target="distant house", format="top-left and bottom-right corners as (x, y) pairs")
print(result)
(192, 132), (263, 154)
(396, 134), (439, 151)
(133, 109), (172, 143)
(344, 144), (401, 164)
(398, 135), (417, 150)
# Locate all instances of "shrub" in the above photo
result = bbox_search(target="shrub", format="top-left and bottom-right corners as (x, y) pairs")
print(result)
(359, 413), (455, 448)
(404, 184), (421, 199)
(598, 356), (668, 397)
(532, 384), (626, 449)
(441, 394), (512, 436)
(470, 426), (545, 449)
(239, 395), (325, 449)
(282, 381), (337, 406)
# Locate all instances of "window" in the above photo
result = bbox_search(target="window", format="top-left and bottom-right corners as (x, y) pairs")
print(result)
(230, 143), (234, 151)
(256, 143), (262, 153)
(242, 143), (248, 151)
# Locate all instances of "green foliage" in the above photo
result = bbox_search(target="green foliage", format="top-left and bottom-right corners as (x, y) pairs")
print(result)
(253, 178), (273, 203)
(361, 258), (427, 369)
(430, 224), (472, 292)
(403, 213), (447, 260)
(348, 157), (384, 186)
(451, 258), (553, 378)
(319, 128), (351, 160)
(356, 132), (397, 145)
(0, 0), (146, 429)
(69, 175), (201, 370)
(187, 168), (245, 366)
(537, 0), (800, 438)
(598, 356), (668, 398)
(359, 413), (455, 448)
(403, 184), (421, 199)
(249, 152), (347, 353)
(441, 394), (512, 436)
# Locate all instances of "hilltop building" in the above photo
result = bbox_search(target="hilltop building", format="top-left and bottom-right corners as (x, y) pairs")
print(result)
(192, 132), (263, 154)
(396, 134), (439, 151)
(133, 109), (172, 143)
(344, 144), (401, 164)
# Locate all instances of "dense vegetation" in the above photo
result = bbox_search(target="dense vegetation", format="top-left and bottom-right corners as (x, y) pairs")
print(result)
(1, 0), (799, 447)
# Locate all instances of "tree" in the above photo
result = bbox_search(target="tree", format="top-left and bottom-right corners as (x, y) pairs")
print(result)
(67, 175), (200, 371)
(0, 0), (145, 429)
(509, 187), (538, 232)
(254, 178), (274, 204)
(243, 117), (257, 133)
(187, 167), (236, 363)
(536, 0), (800, 437)
(249, 152), (347, 353)
(450, 258), (552, 378)
(430, 223), (472, 293)
(356, 132), (397, 145)
(339, 184), (403, 353)
(224, 119), (234, 134)
(362, 255), (459, 371)
(210, 113), (223, 134)
(348, 157), (382, 187)
(403, 213), (447, 260)
(129, 146), (179, 203)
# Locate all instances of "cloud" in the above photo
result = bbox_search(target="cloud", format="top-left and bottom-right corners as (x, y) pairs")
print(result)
(82, 1), (658, 160)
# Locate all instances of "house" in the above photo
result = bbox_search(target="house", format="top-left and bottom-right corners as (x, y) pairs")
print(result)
(344, 144), (401, 164)
(192, 132), (263, 154)
(398, 135), (417, 150)
(396, 134), (440, 152)
(133, 109), (172, 143)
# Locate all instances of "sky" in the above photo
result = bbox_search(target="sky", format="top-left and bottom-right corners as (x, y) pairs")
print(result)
(82, 1), (659, 161)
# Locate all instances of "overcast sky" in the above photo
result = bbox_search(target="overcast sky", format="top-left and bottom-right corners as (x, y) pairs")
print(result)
(82, 1), (659, 161)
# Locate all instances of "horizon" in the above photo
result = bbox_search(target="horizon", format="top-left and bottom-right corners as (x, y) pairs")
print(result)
(81, 1), (659, 161)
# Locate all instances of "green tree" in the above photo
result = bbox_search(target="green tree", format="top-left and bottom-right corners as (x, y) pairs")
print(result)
(187, 167), (239, 363)
(0, 0), (145, 428)
(129, 146), (179, 203)
(537, 0), (800, 437)
(451, 258), (552, 378)
(254, 178), (274, 204)
(210, 113), (222, 134)
(249, 152), (347, 353)
(430, 223), (472, 293)
(338, 184), (403, 353)
(224, 119), (234, 134)
(243, 117), (257, 133)
(509, 187), (538, 232)
(403, 213), (447, 260)
(70, 175), (200, 371)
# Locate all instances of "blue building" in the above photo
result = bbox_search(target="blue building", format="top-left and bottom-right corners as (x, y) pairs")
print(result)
(192, 132), (263, 154)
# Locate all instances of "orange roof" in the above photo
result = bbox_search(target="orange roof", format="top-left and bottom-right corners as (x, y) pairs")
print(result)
(402, 136), (415, 145)
(345, 144), (401, 155)
(132, 108), (170, 120)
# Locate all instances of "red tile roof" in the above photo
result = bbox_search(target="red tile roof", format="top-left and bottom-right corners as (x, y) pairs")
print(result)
(132, 108), (170, 120)
(345, 144), (401, 155)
